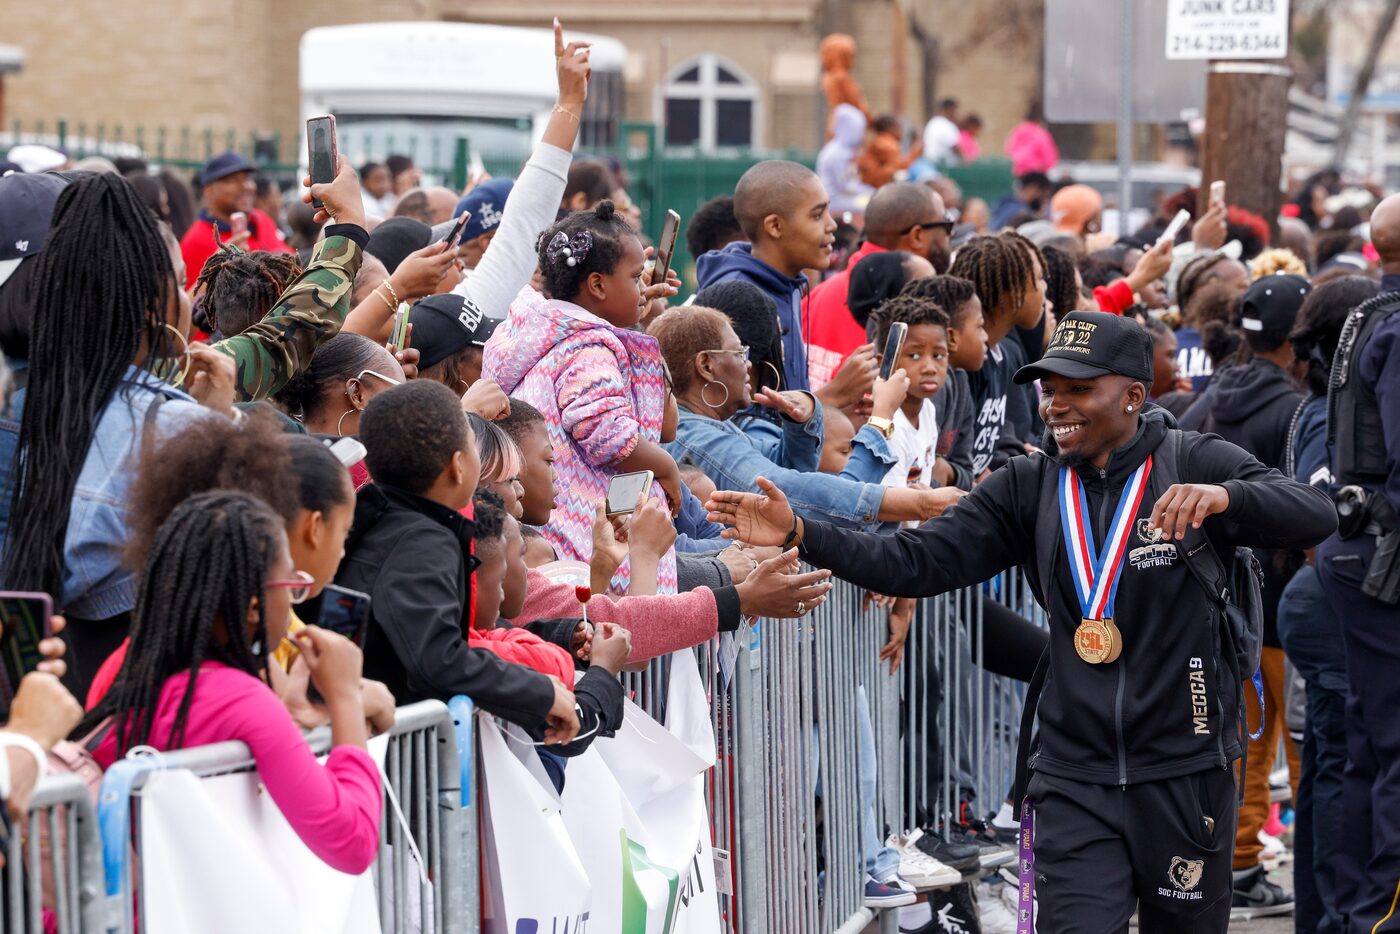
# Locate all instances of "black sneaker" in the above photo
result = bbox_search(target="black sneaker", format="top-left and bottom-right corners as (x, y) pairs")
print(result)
(1230, 864), (1294, 919)
(943, 819), (1016, 869)
(914, 830), (982, 873)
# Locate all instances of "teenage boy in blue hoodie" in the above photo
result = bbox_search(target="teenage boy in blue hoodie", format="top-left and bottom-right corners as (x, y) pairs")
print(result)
(697, 161), (876, 407)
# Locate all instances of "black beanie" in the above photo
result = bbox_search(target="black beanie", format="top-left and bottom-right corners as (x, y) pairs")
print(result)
(366, 217), (432, 274)
(693, 280), (784, 392)
(847, 252), (913, 328)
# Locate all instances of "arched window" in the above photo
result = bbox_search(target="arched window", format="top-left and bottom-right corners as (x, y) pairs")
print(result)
(663, 55), (758, 151)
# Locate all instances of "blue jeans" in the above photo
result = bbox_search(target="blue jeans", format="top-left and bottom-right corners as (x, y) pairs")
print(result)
(812, 686), (901, 883)
(1276, 565), (1347, 934)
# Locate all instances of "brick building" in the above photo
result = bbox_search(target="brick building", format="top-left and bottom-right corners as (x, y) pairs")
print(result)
(5, 0), (1042, 159)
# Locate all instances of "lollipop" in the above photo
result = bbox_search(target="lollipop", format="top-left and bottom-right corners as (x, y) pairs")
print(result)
(575, 585), (591, 628)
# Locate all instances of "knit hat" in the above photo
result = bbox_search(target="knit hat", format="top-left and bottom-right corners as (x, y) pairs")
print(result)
(1050, 184), (1104, 234)
(366, 217), (432, 274)
(847, 252), (912, 328)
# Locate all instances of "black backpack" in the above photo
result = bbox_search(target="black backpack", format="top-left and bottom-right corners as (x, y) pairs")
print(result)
(1013, 428), (1265, 802)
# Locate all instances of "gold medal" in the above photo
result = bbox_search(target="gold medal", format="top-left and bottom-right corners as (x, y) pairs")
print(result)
(1075, 617), (1122, 664)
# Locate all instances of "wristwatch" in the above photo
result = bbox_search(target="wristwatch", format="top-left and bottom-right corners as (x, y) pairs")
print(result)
(867, 416), (895, 440)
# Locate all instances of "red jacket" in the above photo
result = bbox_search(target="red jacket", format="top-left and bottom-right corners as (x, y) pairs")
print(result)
(180, 208), (293, 290)
(468, 626), (575, 684)
(801, 241), (886, 389)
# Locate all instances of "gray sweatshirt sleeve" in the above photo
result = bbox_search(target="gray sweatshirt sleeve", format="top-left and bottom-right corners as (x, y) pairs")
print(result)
(453, 143), (572, 321)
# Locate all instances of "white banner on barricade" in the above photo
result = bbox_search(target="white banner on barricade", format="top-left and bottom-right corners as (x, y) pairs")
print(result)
(481, 650), (722, 934)
(137, 738), (387, 934)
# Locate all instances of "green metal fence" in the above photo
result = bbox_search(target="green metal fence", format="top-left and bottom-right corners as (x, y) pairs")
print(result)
(4, 117), (1014, 292)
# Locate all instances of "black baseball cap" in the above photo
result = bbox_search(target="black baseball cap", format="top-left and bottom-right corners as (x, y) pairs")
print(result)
(1241, 273), (1311, 335)
(0, 171), (70, 288)
(409, 293), (502, 370)
(1014, 310), (1153, 384)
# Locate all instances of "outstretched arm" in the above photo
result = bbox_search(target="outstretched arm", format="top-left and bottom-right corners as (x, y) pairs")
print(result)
(706, 468), (1031, 598)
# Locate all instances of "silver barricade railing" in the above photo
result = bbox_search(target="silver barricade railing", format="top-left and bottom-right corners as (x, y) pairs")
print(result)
(3, 773), (103, 934)
(94, 699), (474, 934)
(618, 572), (907, 934)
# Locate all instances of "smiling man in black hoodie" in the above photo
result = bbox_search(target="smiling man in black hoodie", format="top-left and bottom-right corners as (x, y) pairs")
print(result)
(705, 311), (1337, 933)
(1181, 273), (1311, 916)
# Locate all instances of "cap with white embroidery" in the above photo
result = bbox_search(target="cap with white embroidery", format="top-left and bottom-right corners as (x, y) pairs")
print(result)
(1240, 273), (1311, 335)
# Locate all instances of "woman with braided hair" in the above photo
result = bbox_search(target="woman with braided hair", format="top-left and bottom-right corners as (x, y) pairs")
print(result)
(948, 233), (1047, 479)
(191, 248), (303, 339)
(84, 491), (383, 874)
(0, 172), (239, 693)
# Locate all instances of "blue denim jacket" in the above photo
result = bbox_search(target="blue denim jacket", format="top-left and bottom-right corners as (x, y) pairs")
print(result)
(675, 482), (726, 554)
(0, 365), (207, 619)
(666, 406), (887, 532)
(735, 401), (825, 474)
(840, 424), (898, 485)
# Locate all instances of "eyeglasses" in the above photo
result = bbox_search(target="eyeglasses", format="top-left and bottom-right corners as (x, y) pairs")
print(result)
(266, 570), (316, 604)
(354, 369), (402, 387)
(905, 219), (956, 235)
(707, 346), (751, 363)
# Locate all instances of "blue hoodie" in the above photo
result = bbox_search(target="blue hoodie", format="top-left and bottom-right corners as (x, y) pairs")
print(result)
(695, 241), (811, 392)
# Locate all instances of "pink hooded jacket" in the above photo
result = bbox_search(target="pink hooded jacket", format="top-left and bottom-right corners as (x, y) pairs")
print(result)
(481, 289), (676, 593)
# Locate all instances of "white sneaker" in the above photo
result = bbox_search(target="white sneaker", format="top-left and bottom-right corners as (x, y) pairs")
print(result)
(887, 829), (964, 889)
(977, 878), (1020, 934)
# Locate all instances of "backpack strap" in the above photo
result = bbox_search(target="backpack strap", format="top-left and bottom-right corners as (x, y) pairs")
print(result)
(1160, 430), (1263, 806)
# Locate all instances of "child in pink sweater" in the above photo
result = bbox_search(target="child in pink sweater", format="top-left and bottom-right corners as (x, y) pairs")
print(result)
(481, 201), (681, 594)
(87, 492), (381, 875)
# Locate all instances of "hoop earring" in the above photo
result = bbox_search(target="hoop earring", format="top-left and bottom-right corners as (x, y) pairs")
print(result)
(700, 380), (730, 411)
(761, 360), (783, 391)
(157, 324), (192, 387)
(336, 409), (355, 438)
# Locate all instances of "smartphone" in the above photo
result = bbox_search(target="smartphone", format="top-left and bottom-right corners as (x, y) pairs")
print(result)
(442, 211), (472, 252)
(230, 211), (248, 240)
(1159, 208), (1191, 246)
(390, 302), (412, 351)
(651, 209), (682, 287)
(606, 470), (655, 516)
(307, 584), (371, 704)
(306, 115), (338, 210)
(0, 592), (54, 709)
(1209, 180), (1226, 208)
(879, 321), (909, 381)
(327, 436), (367, 468)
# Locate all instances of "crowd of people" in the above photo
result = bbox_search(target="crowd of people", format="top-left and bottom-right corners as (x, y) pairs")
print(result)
(0, 18), (1397, 934)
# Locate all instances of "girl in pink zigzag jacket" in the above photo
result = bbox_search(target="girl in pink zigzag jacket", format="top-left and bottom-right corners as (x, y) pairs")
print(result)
(481, 201), (682, 594)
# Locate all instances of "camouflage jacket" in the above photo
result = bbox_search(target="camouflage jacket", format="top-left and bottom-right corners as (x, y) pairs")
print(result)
(215, 229), (366, 401)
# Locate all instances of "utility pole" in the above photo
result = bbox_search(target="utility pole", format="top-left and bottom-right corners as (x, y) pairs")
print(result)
(1198, 60), (1292, 238)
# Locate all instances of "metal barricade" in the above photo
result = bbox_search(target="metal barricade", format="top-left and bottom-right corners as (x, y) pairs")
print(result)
(94, 699), (474, 934)
(612, 565), (1046, 934)
(3, 774), (103, 934)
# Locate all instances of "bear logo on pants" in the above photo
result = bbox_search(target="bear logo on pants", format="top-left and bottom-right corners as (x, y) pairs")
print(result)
(1168, 856), (1204, 892)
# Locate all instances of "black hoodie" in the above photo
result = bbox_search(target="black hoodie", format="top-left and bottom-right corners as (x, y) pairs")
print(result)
(1183, 358), (1304, 470)
(336, 484), (559, 726)
(799, 420), (1336, 785)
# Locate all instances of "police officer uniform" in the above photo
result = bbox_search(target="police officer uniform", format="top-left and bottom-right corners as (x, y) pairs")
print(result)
(1317, 278), (1400, 931)
(793, 313), (1337, 932)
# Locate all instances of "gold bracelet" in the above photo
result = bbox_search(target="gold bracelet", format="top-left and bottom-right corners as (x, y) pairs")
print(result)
(380, 279), (401, 305)
(373, 285), (396, 314)
(553, 104), (581, 122)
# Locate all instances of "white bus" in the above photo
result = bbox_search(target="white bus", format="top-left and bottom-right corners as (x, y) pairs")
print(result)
(299, 22), (627, 171)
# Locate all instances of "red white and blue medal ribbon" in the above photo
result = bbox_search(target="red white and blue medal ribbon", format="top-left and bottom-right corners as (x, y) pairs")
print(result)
(1058, 456), (1153, 661)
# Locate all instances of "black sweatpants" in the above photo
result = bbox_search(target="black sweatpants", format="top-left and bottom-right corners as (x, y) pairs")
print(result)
(1026, 767), (1237, 933)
